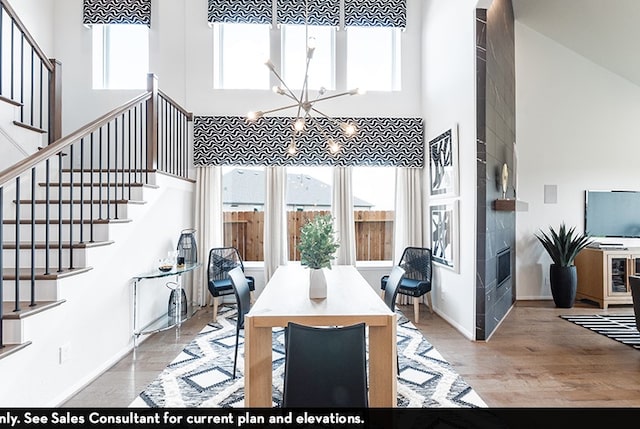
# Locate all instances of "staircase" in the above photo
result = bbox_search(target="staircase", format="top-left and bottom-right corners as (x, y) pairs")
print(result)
(0, 0), (195, 406)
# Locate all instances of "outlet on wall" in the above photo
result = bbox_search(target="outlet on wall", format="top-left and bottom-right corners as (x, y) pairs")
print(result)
(59, 343), (71, 364)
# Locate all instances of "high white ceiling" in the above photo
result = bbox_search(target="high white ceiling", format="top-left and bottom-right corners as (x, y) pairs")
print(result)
(512, 0), (640, 87)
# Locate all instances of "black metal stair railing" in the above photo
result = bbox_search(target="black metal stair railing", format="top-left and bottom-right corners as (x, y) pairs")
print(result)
(0, 0), (61, 142)
(0, 75), (192, 348)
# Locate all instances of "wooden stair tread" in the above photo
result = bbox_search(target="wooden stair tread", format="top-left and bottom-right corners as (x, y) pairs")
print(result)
(39, 182), (159, 189)
(0, 342), (32, 361)
(3, 218), (132, 225)
(14, 199), (146, 205)
(2, 240), (114, 249)
(0, 94), (22, 107)
(13, 121), (46, 134)
(2, 300), (66, 319)
(62, 168), (156, 173)
(2, 266), (93, 280)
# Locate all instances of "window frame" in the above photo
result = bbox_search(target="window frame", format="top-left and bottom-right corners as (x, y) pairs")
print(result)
(91, 24), (149, 90)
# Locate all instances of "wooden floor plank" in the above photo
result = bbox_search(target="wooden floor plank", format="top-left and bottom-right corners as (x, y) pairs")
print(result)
(61, 300), (640, 407)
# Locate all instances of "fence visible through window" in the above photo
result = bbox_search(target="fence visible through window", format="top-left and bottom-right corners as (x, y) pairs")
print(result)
(223, 210), (394, 262)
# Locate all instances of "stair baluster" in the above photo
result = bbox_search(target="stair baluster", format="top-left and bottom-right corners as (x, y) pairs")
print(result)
(30, 168), (35, 306)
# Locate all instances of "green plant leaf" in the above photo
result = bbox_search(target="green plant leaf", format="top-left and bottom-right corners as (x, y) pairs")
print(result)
(535, 222), (592, 266)
(297, 214), (340, 269)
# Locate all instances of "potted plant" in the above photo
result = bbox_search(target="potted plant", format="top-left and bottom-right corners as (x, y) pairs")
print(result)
(297, 214), (340, 299)
(535, 223), (592, 308)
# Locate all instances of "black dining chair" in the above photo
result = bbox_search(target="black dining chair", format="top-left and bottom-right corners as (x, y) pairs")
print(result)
(381, 247), (434, 323)
(207, 247), (255, 322)
(227, 266), (252, 379)
(282, 322), (368, 408)
(382, 265), (405, 374)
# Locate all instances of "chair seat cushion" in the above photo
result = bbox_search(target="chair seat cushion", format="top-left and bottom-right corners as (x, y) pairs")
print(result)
(208, 276), (255, 297)
(381, 275), (431, 297)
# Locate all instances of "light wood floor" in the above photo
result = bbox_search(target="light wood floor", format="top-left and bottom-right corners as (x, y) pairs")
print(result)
(62, 300), (640, 407)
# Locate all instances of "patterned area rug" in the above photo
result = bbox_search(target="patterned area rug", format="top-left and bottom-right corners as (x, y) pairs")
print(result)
(561, 314), (640, 350)
(130, 308), (486, 408)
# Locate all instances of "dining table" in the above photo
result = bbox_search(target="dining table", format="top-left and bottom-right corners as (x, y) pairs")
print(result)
(243, 264), (397, 407)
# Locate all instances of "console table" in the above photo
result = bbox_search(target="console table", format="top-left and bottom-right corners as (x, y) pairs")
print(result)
(132, 263), (201, 347)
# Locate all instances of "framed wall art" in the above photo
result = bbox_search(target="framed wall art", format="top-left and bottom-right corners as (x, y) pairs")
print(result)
(428, 124), (459, 198)
(429, 200), (459, 272)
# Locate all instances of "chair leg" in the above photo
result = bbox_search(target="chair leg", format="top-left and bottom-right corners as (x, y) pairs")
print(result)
(233, 327), (240, 379)
(426, 291), (434, 314)
(212, 297), (219, 322)
(413, 297), (420, 324)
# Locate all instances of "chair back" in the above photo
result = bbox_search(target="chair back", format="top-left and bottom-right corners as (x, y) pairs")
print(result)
(227, 266), (251, 329)
(208, 247), (245, 283)
(283, 322), (368, 408)
(383, 266), (405, 311)
(399, 247), (432, 283)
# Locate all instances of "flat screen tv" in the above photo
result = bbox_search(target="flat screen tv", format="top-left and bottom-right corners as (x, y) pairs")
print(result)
(585, 190), (640, 238)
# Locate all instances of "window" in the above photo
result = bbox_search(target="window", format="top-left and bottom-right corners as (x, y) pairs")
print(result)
(282, 25), (335, 90)
(352, 167), (395, 261)
(213, 23), (270, 90)
(212, 24), (401, 91)
(286, 167), (333, 261)
(92, 24), (149, 90)
(347, 27), (401, 91)
(222, 166), (265, 261)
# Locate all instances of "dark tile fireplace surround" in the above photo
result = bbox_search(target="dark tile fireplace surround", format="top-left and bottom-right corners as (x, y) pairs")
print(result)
(475, 0), (516, 340)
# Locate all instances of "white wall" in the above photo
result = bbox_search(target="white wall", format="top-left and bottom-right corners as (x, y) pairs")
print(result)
(8, 0), (55, 56)
(515, 22), (640, 299)
(421, 0), (478, 339)
(52, 0), (423, 133)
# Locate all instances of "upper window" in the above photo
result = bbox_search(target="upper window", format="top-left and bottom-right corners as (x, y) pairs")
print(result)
(212, 24), (401, 91)
(282, 25), (335, 90)
(92, 24), (149, 90)
(347, 27), (401, 92)
(213, 23), (271, 90)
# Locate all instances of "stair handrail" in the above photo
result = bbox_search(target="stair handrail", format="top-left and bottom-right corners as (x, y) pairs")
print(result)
(0, 0), (61, 141)
(0, 91), (151, 188)
(0, 0), (54, 72)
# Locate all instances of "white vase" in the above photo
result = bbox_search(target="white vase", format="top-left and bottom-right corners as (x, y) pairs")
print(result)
(309, 268), (327, 299)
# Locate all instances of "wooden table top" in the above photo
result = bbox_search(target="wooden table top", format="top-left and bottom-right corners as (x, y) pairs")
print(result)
(247, 264), (393, 326)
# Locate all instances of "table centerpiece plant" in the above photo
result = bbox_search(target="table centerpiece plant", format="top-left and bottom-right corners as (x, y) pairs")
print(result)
(297, 214), (340, 299)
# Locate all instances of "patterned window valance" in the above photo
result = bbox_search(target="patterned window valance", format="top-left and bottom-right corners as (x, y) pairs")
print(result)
(194, 116), (423, 167)
(208, 0), (273, 25)
(83, 0), (151, 27)
(345, 0), (406, 28)
(277, 0), (340, 27)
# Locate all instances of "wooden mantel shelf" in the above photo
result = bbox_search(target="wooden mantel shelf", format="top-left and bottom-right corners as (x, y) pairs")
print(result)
(493, 199), (528, 211)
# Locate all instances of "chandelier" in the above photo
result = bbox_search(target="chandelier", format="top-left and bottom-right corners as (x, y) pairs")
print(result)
(246, 1), (364, 156)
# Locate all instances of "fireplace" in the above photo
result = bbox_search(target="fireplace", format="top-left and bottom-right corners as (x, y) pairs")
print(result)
(497, 247), (511, 287)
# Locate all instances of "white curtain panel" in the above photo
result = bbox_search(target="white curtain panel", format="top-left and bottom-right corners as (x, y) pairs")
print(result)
(332, 166), (357, 265)
(193, 166), (223, 307)
(393, 167), (424, 304)
(264, 166), (288, 281)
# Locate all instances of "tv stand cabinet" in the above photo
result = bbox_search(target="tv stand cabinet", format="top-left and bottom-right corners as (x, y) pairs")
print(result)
(575, 247), (637, 309)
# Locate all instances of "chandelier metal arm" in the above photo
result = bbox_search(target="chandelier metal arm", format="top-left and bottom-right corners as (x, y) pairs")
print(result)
(313, 90), (360, 104)
(261, 102), (303, 116)
(267, 61), (301, 103)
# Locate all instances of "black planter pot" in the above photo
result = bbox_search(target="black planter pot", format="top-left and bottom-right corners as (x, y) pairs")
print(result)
(549, 264), (577, 308)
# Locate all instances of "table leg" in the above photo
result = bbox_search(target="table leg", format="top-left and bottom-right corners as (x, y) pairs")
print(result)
(244, 316), (273, 407)
(133, 279), (139, 348)
(368, 314), (397, 407)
